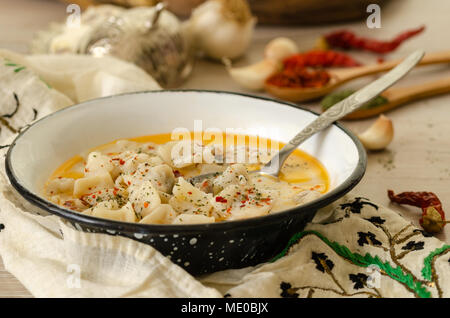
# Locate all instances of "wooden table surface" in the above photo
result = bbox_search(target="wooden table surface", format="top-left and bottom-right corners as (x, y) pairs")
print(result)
(0, 0), (449, 297)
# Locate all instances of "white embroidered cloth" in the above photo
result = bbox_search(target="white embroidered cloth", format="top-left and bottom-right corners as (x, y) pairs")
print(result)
(0, 50), (448, 298)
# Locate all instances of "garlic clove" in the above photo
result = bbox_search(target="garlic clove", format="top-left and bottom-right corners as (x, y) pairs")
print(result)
(264, 37), (298, 62)
(226, 59), (281, 91)
(358, 114), (394, 151)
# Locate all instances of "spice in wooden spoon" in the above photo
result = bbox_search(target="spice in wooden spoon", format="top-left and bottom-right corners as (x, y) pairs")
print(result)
(265, 50), (450, 102)
(321, 76), (450, 120)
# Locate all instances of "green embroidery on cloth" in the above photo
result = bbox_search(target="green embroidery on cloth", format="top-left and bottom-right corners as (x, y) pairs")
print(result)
(271, 230), (432, 298)
(422, 245), (450, 280)
(4, 59), (51, 87)
(4, 61), (26, 73)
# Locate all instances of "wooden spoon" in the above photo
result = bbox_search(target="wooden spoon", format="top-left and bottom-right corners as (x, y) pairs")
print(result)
(344, 76), (450, 120)
(265, 50), (450, 102)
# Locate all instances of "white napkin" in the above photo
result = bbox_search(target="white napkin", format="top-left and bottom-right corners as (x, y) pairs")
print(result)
(0, 50), (448, 298)
(0, 49), (161, 103)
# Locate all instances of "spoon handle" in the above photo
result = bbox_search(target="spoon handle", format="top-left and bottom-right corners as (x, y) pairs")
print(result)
(262, 50), (425, 175)
(345, 76), (450, 120)
(335, 50), (450, 82)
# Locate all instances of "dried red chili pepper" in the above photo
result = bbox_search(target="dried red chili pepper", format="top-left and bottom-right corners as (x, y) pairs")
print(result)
(266, 67), (330, 88)
(283, 50), (361, 69)
(388, 190), (448, 233)
(324, 26), (425, 54)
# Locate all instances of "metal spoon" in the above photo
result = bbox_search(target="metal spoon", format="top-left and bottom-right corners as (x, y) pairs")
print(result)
(189, 50), (424, 185)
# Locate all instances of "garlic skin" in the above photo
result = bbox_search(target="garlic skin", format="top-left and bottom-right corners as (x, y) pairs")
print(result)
(187, 0), (256, 60)
(226, 59), (281, 90)
(358, 114), (394, 151)
(264, 37), (298, 62)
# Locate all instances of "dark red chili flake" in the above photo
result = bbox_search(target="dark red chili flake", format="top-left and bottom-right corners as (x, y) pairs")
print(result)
(215, 196), (228, 203)
(173, 170), (182, 177)
(388, 190), (448, 233)
(324, 26), (425, 54)
(119, 159), (125, 165)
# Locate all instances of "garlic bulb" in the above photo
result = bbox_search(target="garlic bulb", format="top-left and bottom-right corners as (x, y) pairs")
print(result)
(226, 36), (297, 90)
(358, 115), (394, 150)
(187, 0), (256, 60)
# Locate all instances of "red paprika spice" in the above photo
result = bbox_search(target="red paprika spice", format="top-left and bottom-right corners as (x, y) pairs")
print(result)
(388, 190), (449, 233)
(283, 50), (361, 69)
(266, 67), (330, 88)
(324, 26), (425, 54)
(266, 50), (359, 89)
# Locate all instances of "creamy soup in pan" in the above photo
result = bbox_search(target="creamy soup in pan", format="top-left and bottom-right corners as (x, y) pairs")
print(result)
(44, 133), (329, 224)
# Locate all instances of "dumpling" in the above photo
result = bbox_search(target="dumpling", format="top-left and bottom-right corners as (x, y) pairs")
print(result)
(128, 180), (161, 218)
(211, 185), (241, 219)
(46, 177), (75, 196)
(73, 171), (114, 197)
(114, 151), (154, 175)
(134, 163), (175, 193)
(169, 177), (213, 217)
(172, 213), (215, 224)
(79, 187), (127, 207)
(228, 203), (272, 220)
(294, 190), (322, 205)
(85, 152), (116, 177)
(139, 204), (176, 224)
(157, 140), (202, 169)
(213, 164), (249, 193)
(91, 201), (136, 223)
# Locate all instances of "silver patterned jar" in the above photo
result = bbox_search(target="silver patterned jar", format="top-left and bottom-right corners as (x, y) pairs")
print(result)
(86, 4), (193, 88)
